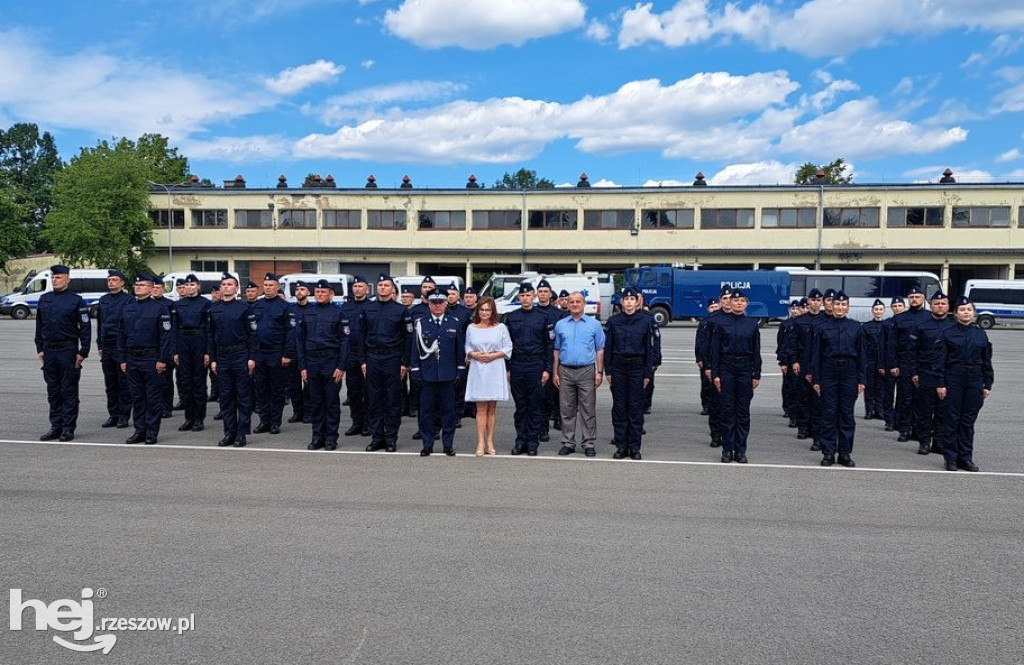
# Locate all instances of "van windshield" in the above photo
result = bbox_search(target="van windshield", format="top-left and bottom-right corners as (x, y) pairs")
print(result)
(23, 278), (47, 294)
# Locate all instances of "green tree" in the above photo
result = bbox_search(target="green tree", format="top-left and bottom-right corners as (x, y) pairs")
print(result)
(492, 168), (554, 189)
(0, 123), (63, 253)
(794, 158), (853, 185)
(0, 191), (32, 273)
(43, 134), (188, 275)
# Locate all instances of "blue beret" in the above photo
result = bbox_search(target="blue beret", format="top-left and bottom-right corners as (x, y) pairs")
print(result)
(930, 291), (948, 301)
(247, 281), (259, 289)
(314, 279), (333, 290)
(518, 282), (535, 294)
(135, 272), (155, 283)
(707, 298), (719, 307)
(807, 288), (823, 299)
(264, 272), (278, 282)
(378, 273), (395, 285)
(51, 264), (70, 275)
(798, 297), (809, 307)
(558, 289), (570, 298)
(955, 296), (972, 307)
(465, 286), (477, 295)
(105, 269), (124, 280)
(872, 299), (884, 307)
(175, 278), (186, 286)
(211, 284), (221, 292)
(401, 285), (414, 294)
(445, 283), (459, 293)
(906, 286), (923, 296)
(420, 276), (435, 286)
(790, 299), (802, 308)
(294, 280), (308, 289)
(732, 288), (747, 299)
(220, 272), (235, 282)
(833, 291), (849, 302)
(185, 273), (199, 284)
(621, 286), (639, 298)
(719, 285), (733, 296)
(352, 275), (368, 285)
(537, 279), (552, 290)
(890, 296), (905, 305)
(427, 291), (447, 302)
(823, 288), (837, 299)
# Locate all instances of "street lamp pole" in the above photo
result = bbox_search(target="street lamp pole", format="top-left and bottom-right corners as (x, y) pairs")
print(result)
(147, 181), (186, 275)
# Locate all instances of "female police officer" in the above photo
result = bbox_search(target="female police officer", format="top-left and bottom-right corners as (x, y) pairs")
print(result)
(710, 289), (761, 464)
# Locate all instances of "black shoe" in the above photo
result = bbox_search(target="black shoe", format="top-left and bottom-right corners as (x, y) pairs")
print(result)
(897, 432), (910, 442)
(125, 431), (145, 444)
(344, 424), (362, 436)
(269, 425), (281, 435)
(641, 427), (646, 435)
(584, 448), (596, 457)
(552, 418), (562, 430)
(173, 401), (185, 411)
(325, 443), (337, 451)
(510, 446), (524, 456)
(629, 450), (643, 460)
(412, 431), (422, 440)
(116, 419), (130, 428)
(444, 449), (456, 457)
(863, 413), (872, 420)
(217, 436), (234, 447)
(162, 410), (172, 419)
(527, 449), (538, 456)
(454, 420), (462, 429)
(59, 431), (75, 442)
(408, 410), (418, 418)
(558, 446), (574, 456)
(233, 436), (247, 447)
(178, 421), (195, 432)
(366, 441), (386, 451)
(838, 455), (856, 468)
(796, 430), (809, 440)
(144, 437), (157, 445)
(710, 436), (721, 448)
(700, 408), (709, 416)
(810, 442), (821, 452)
(342, 398), (350, 406)
(821, 455), (835, 467)
(302, 416), (311, 424)
(945, 461), (959, 471)
(420, 448), (431, 456)
(208, 394), (219, 402)
(539, 431), (550, 442)
(644, 407), (651, 415)
(253, 422), (270, 434)
(884, 423), (895, 431)
(930, 443), (942, 454)
(193, 421), (205, 432)
(308, 440), (325, 450)
(213, 412), (223, 420)
(360, 428), (370, 437)
(612, 449), (628, 459)
(40, 428), (61, 441)
(384, 444), (397, 452)
(956, 460), (980, 472)
(101, 416), (118, 428)
(917, 443), (930, 455)
(720, 450), (733, 463)
(288, 413), (304, 423)
(734, 453), (748, 464)
(787, 419), (797, 428)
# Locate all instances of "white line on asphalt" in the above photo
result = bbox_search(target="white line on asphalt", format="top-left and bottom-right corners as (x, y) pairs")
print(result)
(2, 439), (1022, 478)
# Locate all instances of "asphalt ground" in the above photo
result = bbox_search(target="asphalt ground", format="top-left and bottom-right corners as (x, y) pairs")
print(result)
(1, 319), (1022, 664)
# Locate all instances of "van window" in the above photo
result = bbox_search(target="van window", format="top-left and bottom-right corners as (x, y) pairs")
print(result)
(969, 287), (1024, 305)
(25, 278), (48, 294)
(841, 276), (880, 298)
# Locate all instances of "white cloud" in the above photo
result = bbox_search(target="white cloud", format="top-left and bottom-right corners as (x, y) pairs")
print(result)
(643, 179), (689, 187)
(962, 34), (1024, 68)
(586, 19), (612, 42)
(178, 135), (291, 163)
(309, 80), (468, 124)
(708, 161), (802, 185)
(619, 0), (715, 49)
(903, 165), (993, 183)
(590, 179), (621, 187)
(361, 60), (375, 69)
(892, 77), (914, 95)
(384, 0), (586, 49)
(264, 60), (345, 95)
(997, 148), (1022, 162)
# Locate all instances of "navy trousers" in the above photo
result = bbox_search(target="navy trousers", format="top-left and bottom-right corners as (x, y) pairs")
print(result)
(610, 362), (645, 452)
(418, 380), (457, 452)
(941, 369), (985, 466)
(882, 372), (897, 426)
(509, 360), (547, 453)
(254, 352), (287, 427)
(864, 367), (884, 417)
(818, 362), (858, 457)
(42, 348), (81, 433)
(177, 336), (208, 424)
(345, 363), (367, 428)
(218, 354), (252, 438)
(895, 366), (918, 435)
(718, 359), (754, 456)
(126, 357), (164, 438)
(306, 358), (342, 445)
(916, 384), (946, 447)
(100, 344), (130, 421)
(366, 351), (404, 446)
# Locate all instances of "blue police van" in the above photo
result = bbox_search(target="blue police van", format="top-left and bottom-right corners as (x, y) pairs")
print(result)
(617, 266), (791, 327)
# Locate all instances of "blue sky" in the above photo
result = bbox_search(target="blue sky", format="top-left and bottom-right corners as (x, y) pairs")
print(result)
(2, 0), (1023, 188)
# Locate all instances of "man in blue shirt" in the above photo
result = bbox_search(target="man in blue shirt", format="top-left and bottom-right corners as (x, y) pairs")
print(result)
(552, 291), (606, 457)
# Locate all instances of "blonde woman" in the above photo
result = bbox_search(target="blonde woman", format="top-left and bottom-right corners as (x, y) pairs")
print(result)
(465, 297), (512, 456)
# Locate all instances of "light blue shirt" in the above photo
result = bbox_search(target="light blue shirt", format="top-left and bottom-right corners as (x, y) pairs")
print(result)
(554, 314), (605, 367)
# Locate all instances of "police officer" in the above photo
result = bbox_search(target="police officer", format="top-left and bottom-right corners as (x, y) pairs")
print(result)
(822, 288), (837, 318)
(881, 296), (906, 431)
(342, 275), (372, 436)
(172, 273), (210, 432)
(297, 279), (354, 451)
(407, 276), (436, 425)
(605, 286), (659, 460)
(150, 279), (175, 418)
(96, 269), (132, 429)
(890, 286), (931, 443)
(710, 289), (761, 463)
(400, 285), (417, 418)
(936, 297), (993, 472)
(360, 274), (412, 452)
(446, 283), (473, 426)
(244, 280), (260, 305)
(911, 291), (954, 456)
(502, 282), (553, 456)
(636, 291), (661, 416)
(35, 264), (91, 442)
(701, 287), (733, 448)
(789, 288), (826, 447)
(463, 287), (479, 311)
(287, 281), (313, 425)
(776, 299), (803, 427)
(118, 273), (173, 445)
(172, 278), (189, 410)
(696, 298), (721, 418)
(400, 285), (415, 309)
(251, 273), (292, 435)
(861, 299), (887, 421)
(811, 292), (866, 467)
(411, 290), (466, 456)
(208, 285), (222, 408)
(460, 286), (480, 421)
(537, 279), (569, 436)
(209, 273), (256, 447)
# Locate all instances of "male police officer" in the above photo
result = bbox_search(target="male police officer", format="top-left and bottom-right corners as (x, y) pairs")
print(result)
(890, 286), (931, 443)
(790, 288), (826, 447)
(172, 273), (210, 432)
(537, 279), (568, 436)
(298, 280), (354, 451)
(881, 297), (906, 430)
(776, 299), (803, 426)
(360, 274), (412, 452)
(119, 273), (174, 445)
(445, 283), (473, 426)
(605, 286), (658, 460)
(411, 290), (466, 456)
(149, 279), (175, 418)
(911, 291), (954, 455)
(701, 287), (733, 447)
(172, 278), (189, 410)
(251, 273), (292, 434)
(696, 298), (721, 418)
(407, 276), (437, 425)
(811, 292), (866, 467)
(286, 281), (313, 425)
(710, 289), (761, 464)
(96, 269), (132, 429)
(342, 276), (372, 436)
(209, 273), (256, 447)
(35, 264), (91, 442)
(503, 282), (553, 456)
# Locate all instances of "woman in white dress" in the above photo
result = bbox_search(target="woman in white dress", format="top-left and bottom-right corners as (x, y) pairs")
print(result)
(465, 297), (513, 456)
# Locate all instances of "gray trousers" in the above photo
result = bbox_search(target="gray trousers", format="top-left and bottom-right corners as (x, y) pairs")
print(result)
(558, 365), (597, 449)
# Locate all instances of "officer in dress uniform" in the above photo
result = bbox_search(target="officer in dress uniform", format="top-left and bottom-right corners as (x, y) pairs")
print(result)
(861, 299), (887, 421)
(890, 286), (931, 443)
(936, 296), (993, 472)
(35, 264), (91, 442)
(789, 288), (825, 448)
(605, 286), (659, 460)
(150, 279), (175, 418)
(810, 291), (866, 467)
(911, 291), (954, 456)
(251, 273), (292, 435)
(701, 287), (733, 448)
(881, 296), (906, 430)
(360, 274), (412, 452)
(342, 275), (372, 436)
(407, 276), (436, 427)
(209, 273), (257, 447)
(245, 281), (260, 305)
(502, 282), (553, 456)
(710, 289), (761, 463)
(411, 291), (466, 456)
(286, 281), (312, 425)
(96, 269), (132, 429)
(695, 298), (721, 418)
(118, 273), (174, 445)
(776, 299), (803, 427)
(297, 279), (354, 451)
(445, 283), (473, 427)
(172, 273), (210, 432)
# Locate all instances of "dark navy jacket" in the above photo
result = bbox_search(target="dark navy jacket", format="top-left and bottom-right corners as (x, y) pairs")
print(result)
(250, 296), (293, 357)
(503, 306), (554, 372)
(409, 312), (466, 382)
(604, 310), (659, 381)
(936, 323), (994, 390)
(911, 315), (955, 387)
(709, 313), (762, 380)
(358, 298), (412, 366)
(341, 298), (372, 368)
(171, 294), (210, 356)
(776, 316), (800, 367)
(794, 311), (826, 377)
(209, 298), (256, 362)
(810, 316), (867, 385)
(117, 297), (174, 364)
(96, 290), (132, 356)
(35, 289), (91, 357)
(296, 301), (354, 372)
(861, 318), (886, 372)
(890, 306), (930, 368)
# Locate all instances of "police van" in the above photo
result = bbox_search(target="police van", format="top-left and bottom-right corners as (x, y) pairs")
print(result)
(963, 279), (1024, 329)
(1, 268), (114, 319)
(162, 271), (230, 301)
(392, 276), (466, 299)
(495, 274), (604, 319)
(278, 273), (353, 304)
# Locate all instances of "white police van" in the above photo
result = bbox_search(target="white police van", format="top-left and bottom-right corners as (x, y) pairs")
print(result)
(392, 276), (466, 299)
(963, 279), (1024, 329)
(278, 273), (353, 304)
(162, 271), (230, 301)
(1, 268), (114, 319)
(495, 274), (604, 319)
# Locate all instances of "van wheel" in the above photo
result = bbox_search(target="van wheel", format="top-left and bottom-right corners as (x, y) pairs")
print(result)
(11, 305), (31, 320)
(651, 306), (670, 328)
(977, 315), (995, 330)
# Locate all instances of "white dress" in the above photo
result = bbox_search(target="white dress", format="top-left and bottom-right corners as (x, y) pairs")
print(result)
(465, 323), (513, 402)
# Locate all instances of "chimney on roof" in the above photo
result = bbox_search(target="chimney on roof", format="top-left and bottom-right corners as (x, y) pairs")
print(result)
(576, 172), (590, 188)
(365, 174), (377, 189)
(224, 174), (246, 189)
(400, 175), (413, 189)
(693, 171), (707, 187)
(277, 174), (288, 189)
(189, 174), (200, 186)
(324, 174), (336, 188)
(939, 168), (956, 184)
(466, 174), (480, 189)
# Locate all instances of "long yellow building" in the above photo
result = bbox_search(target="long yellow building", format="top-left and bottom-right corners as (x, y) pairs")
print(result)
(148, 172), (1024, 293)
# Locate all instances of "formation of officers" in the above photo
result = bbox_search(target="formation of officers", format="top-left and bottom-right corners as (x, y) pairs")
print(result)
(35, 265), (993, 471)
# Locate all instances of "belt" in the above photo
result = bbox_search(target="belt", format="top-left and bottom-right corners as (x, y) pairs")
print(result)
(366, 347), (400, 355)
(127, 347), (158, 357)
(307, 348), (339, 359)
(613, 355), (644, 366)
(951, 364), (982, 374)
(722, 354), (752, 361)
(561, 364), (593, 369)
(43, 341), (77, 351)
(217, 343), (246, 355)
(825, 357), (855, 367)
(180, 328), (204, 335)
(258, 343), (283, 352)
(512, 353), (544, 362)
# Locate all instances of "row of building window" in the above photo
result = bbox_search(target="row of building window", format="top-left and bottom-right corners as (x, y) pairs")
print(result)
(151, 205), (1022, 231)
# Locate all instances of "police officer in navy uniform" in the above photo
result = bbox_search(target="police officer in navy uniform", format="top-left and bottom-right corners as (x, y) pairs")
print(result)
(810, 291), (866, 467)
(286, 281), (313, 425)
(172, 273), (210, 432)
(360, 273), (412, 452)
(936, 296), (993, 472)
(911, 291), (955, 456)
(406, 276), (436, 424)
(96, 269), (132, 429)
(710, 288), (761, 463)
(297, 279), (354, 451)
(172, 278), (189, 410)
(209, 273), (257, 447)
(776, 298), (803, 427)
(789, 288), (826, 447)
(701, 287), (733, 448)
(35, 264), (91, 442)
(881, 296), (906, 430)
(251, 273), (292, 435)
(605, 286), (659, 460)
(411, 291), (466, 456)
(696, 297), (721, 418)
(503, 282), (553, 456)
(890, 286), (931, 443)
(861, 298), (887, 420)
(537, 280), (569, 436)
(149, 278), (175, 418)
(118, 273), (174, 445)
(208, 284), (222, 407)
(446, 283), (473, 427)
(342, 275), (372, 436)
